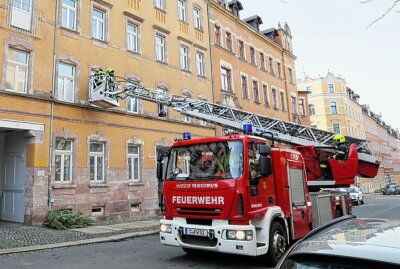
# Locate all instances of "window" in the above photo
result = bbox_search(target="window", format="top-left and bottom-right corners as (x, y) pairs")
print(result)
(328, 83), (334, 93)
(288, 68), (293, 83)
(127, 96), (138, 113)
(221, 67), (232, 92)
(241, 76), (249, 99)
(155, 0), (164, 10)
(330, 101), (338, 114)
(333, 122), (340, 134)
(5, 49), (29, 93)
(226, 32), (232, 51)
(309, 104), (315, 115)
(193, 7), (201, 29)
(178, 0), (186, 21)
(180, 45), (189, 71)
(62, 0), (76, 30)
(253, 80), (259, 103)
(298, 98), (305, 115)
(291, 96), (297, 114)
(127, 23), (138, 52)
(277, 62), (282, 78)
(196, 51), (205, 76)
(238, 41), (244, 59)
(155, 34), (166, 62)
(57, 63), (75, 102)
(262, 84), (269, 106)
(11, 0), (32, 31)
(269, 57), (274, 75)
(280, 91), (286, 111)
(128, 145), (140, 181)
(250, 47), (255, 64)
(260, 53), (265, 70)
(272, 88), (278, 109)
(89, 142), (105, 182)
(215, 25), (221, 46)
(92, 8), (105, 40)
(55, 140), (73, 182)
(157, 88), (168, 117)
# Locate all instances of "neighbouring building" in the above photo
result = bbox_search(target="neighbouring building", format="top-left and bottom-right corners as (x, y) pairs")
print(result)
(0, 0), (213, 224)
(298, 72), (366, 139)
(209, 0), (310, 133)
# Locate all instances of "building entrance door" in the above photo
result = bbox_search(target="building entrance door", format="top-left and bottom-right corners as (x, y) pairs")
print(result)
(0, 132), (26, 223)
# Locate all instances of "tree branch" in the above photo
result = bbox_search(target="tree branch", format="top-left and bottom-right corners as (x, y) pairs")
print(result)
(366, 0), (400, 28)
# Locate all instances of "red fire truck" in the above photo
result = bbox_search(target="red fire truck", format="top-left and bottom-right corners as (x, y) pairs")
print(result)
(89, 74), (381, 266)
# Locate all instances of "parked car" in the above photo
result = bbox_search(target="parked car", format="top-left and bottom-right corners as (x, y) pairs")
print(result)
(346, 187), (364, 205)
(275, 215), (400, 269)
(383, 186), (396, 195)
(395, 185), (400, 195)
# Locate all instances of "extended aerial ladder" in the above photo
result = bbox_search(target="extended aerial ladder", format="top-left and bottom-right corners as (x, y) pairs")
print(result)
(89, 74), (381, 187)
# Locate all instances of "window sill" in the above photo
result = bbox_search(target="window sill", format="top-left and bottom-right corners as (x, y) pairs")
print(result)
(178, 20), (189, 25)
(194, 27), (204, 33)
(197, 74), (206, 79)
(60, 26), (80, 35)
(92, 38), (109, 48)
(156, 60), (168, 66)
(53, 183), (76, 189)
(154, 7), (167, 13)
(128, 182), (144, 186)
(238, 57), (247, 63)
(181, 68), (192, 74)
(89, 183), (109, 188)
(254, 101), (261, 105)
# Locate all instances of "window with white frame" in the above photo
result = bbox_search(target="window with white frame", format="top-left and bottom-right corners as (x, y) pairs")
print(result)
(5, 48), (29, 93)
(272, 88), (278, 109)
(277, 62), (282, 78)
(127, 23), (138, 52)
(298, 98), (305, 115)
(215, 25), (221, 46)
(238, 40), (244, 59)
(154, 0), (164, 10)
(155, 34), (166, 62)
(62, 0), (77, 30)
(328, 83), (334, 93)
(193, 6), (201, 29)
(127, 95), (138, 113)
(253, 80), (259, 103)
(180, 45), (190, 71)
(11, 0), (32, 31)
(250, 47), (255, 64)
(269, 57), (274, 75)
(262, 84), (269, 106)
(330, 101), (338, 114)
(280, 91), (286, 111)
(221, 67), (232, 92)
(92, 8), (105, 40)
(57, 63), (75, 103)
(89, 142), (105, 182)
(288, 68), (293, 83)
(55, 139), (73, 182)
(226, 32), (232, 52)
(333, 122), (340, 134)
(196, 51), (205, 76)
(260, 53), (265, 70)
(128, 144), (140, 181)
(178, 0), (186, 21)
(241, 75), (249, 99)
(157, 88), (168, 117)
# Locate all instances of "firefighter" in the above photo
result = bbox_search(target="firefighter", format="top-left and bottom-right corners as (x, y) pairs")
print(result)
(94, 67), (117, 90)
(332, 134), (348, 161)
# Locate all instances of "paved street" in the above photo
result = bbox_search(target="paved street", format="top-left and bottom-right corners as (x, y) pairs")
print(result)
(0, 194), (399, 269)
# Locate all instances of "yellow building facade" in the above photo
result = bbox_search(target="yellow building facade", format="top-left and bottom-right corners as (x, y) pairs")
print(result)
(298, 72), (365, 139)
(0, 0), (213, 224)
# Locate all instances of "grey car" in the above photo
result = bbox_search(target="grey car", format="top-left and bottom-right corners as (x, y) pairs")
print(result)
(275, 215), (400, 269)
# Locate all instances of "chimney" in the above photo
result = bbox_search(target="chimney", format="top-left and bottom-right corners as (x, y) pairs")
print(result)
(228, 0), (243, 18)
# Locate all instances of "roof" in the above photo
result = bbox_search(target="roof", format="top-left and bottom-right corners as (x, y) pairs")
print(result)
(242, 15), (263, 24)
(290, 218), (400, 264)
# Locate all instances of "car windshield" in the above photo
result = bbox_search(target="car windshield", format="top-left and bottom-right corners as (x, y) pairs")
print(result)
(166, 141), (243, 181)
(347, 188), (356, 193)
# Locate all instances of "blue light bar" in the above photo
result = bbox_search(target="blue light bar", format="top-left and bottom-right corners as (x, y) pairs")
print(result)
(243, 124), (253, 134)
(183, 132), (192, 140)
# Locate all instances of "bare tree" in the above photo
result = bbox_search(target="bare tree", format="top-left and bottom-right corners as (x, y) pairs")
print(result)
(361, 0), (400, 28)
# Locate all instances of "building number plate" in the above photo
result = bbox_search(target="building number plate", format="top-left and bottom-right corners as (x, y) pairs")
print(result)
(184, 228), (208, 237)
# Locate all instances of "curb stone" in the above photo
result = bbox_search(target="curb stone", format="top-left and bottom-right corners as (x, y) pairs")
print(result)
(0, 229), (159, 255)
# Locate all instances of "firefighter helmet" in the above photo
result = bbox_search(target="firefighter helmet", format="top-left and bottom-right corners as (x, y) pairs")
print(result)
(333, 134), (345, 144)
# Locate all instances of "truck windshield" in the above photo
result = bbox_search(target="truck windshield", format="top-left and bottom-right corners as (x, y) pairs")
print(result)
(166, 141), (243, 181)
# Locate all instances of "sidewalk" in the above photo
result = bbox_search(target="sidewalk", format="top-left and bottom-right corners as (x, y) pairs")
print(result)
(0, 217), (161, 255)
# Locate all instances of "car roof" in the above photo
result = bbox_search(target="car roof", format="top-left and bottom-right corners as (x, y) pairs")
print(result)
(289, 217), (400, 264)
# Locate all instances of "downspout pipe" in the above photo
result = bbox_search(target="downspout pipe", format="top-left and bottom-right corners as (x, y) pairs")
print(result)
(48, 0), (59, 210)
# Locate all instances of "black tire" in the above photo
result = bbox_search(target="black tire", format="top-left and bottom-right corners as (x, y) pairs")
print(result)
(182, 247), (202, 256)
(335, 208), (343, 218)
(361, 198), (365, 204)
(265, 221), (287, 267)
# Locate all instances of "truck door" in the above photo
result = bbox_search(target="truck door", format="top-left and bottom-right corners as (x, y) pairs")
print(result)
(247, 142), (271, 214)
(287, 161), (310, 240)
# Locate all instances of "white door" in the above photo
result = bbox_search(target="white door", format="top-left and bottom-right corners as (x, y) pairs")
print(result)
(0, 132), (26, 223)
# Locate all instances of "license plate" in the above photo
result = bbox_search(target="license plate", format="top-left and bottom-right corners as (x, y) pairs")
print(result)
(184, 228), (208, 237)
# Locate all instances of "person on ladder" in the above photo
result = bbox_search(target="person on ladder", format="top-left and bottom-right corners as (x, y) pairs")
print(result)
(332, 134), (349, 161)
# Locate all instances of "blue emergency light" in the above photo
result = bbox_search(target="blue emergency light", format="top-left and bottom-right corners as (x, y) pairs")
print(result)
(183, 132), (192, 140)
(243, 124), (253, 134)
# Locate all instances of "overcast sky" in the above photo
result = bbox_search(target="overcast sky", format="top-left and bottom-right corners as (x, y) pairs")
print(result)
(240, 0), (399, 129)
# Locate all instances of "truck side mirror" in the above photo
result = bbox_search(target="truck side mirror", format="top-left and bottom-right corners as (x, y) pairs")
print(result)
(260, 156), (272, 176)
(259, 144), (272, 155)
(157, 162), (163, 181)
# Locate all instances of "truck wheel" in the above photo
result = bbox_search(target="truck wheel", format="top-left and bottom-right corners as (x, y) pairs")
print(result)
(265, 221), (287, 267)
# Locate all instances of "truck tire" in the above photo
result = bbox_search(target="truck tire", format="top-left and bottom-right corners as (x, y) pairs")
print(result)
(265, 221), (287, 267)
